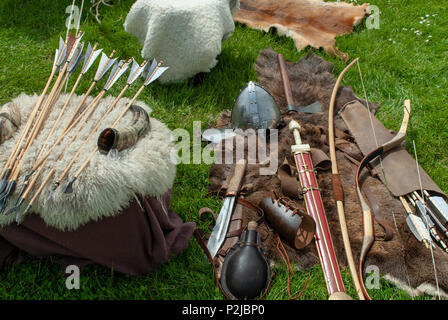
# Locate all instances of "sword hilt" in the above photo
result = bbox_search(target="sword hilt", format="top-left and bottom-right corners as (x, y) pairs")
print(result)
(227, 159), (247, 196)
(289, 120), (302, 145)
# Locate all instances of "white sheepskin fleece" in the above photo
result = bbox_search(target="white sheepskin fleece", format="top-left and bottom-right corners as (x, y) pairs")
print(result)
(124, 0), (240, 83)
(0, 93), (177, 231)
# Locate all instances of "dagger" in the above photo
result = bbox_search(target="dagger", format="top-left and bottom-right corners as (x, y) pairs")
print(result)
(207, 158), (247, 259)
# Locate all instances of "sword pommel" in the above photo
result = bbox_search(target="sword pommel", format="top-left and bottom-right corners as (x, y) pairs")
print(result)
(289, 120), (303, 146)
(289, 120), (301, 132)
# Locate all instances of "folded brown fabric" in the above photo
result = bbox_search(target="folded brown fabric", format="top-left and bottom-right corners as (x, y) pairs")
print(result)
(0, 190), (195, 276)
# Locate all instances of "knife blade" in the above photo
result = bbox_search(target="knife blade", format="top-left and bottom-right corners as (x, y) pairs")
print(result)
(207, 158), (247, 258)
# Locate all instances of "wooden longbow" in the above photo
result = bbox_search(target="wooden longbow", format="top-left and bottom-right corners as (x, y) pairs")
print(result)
(328, 57), (365, 300)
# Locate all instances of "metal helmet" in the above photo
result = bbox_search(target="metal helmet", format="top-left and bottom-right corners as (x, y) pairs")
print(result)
(231, 81), (281, 130)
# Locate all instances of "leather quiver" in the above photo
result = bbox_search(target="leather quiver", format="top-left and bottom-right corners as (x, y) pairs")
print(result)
(259, 192), (316, 250)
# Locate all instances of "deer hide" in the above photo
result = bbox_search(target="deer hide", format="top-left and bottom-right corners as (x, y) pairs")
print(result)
(234, 0), (369, 60)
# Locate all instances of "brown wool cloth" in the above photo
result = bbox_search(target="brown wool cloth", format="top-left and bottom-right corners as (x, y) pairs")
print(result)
(0, 190), (196, 276)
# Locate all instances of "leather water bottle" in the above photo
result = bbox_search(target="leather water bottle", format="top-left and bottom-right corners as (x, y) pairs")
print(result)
(220, 221), (270, 299)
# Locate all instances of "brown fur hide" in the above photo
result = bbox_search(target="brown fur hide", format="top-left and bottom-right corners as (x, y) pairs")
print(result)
(207, 48), (448, 298)
(234, 0), (369, 61)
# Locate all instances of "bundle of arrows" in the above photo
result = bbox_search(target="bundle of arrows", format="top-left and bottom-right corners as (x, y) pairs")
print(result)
(0, 32), (168, 222)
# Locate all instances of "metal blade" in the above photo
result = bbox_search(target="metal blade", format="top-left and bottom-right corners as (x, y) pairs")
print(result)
(288, 101), (323, 114)
(206, 196), (236, 258)
(406, 215), (423, 242)
(144, 67), (168, 86)
(63, 177), (77, 194)
(127, 59), (145, 84)
(68, 42), (84, 74)
(104, 60), (130, 90)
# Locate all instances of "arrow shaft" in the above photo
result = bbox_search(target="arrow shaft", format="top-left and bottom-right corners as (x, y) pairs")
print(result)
(32, 91), (103, 171)
(64, 63), (162, 189)
(0, 65), (58, 179)
(36, 70), (85, 161)
(56, 84), (130, 185)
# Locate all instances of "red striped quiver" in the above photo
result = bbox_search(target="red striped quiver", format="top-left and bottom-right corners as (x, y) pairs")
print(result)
(293, 149), (346, 296)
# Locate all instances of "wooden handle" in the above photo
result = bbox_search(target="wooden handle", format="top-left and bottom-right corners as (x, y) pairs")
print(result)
(277, 53), (295, 108)
(227, 159), (247, 195)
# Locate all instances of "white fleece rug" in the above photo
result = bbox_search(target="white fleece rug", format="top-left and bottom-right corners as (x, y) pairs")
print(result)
(124, 0), (239, 83)
(0, 93), (177, 231)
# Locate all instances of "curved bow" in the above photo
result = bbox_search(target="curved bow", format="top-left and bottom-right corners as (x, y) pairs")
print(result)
(328, 57), (366, 300)
(355, 99), (411, 300)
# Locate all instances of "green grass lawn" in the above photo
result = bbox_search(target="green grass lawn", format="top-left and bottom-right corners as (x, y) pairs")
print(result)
(0, 0), (446, 300)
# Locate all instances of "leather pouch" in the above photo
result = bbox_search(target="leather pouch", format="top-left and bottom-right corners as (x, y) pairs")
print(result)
(259, 191), (316, 250)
